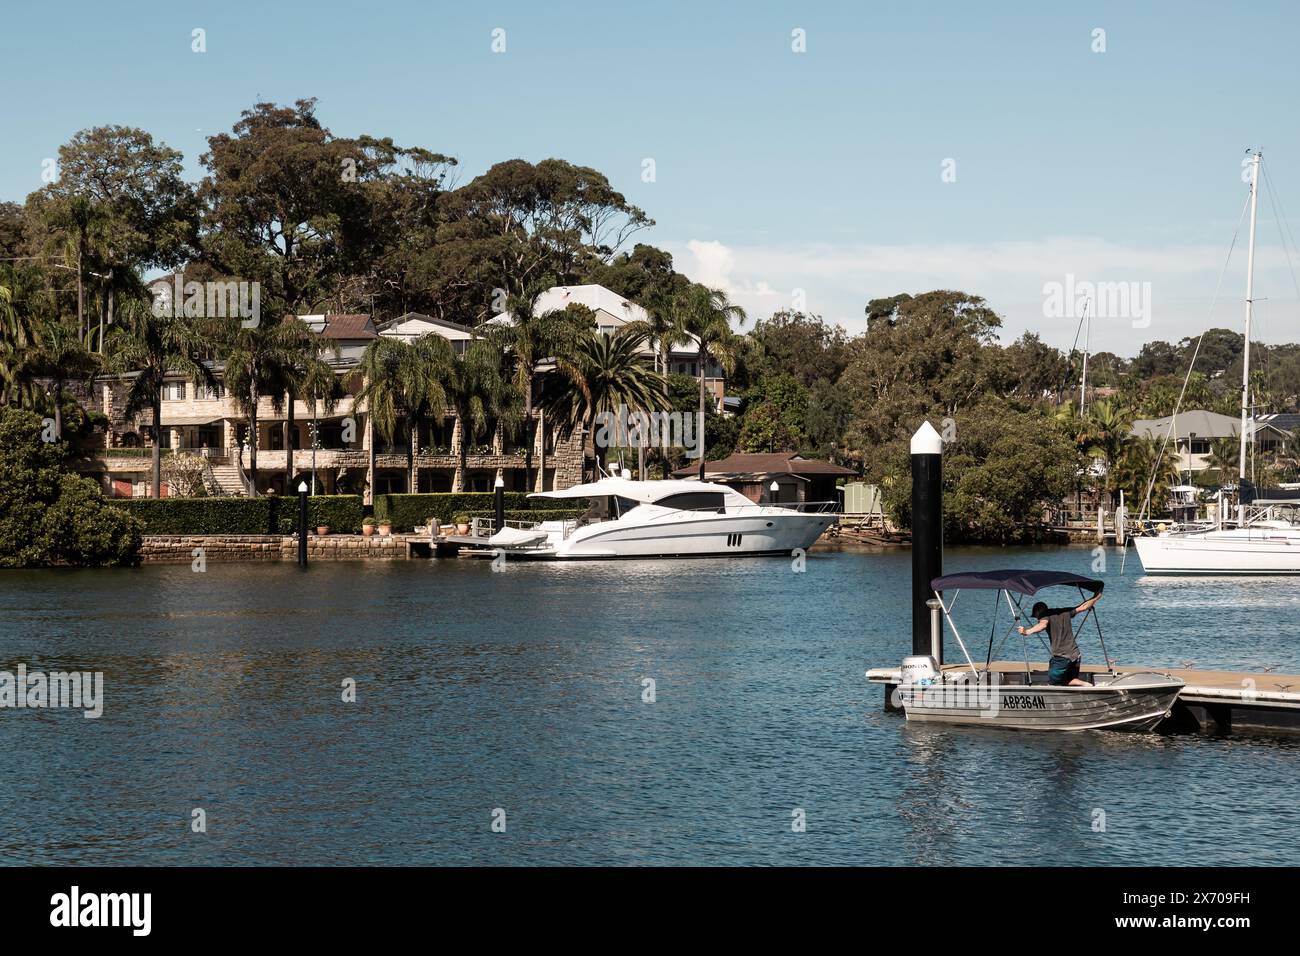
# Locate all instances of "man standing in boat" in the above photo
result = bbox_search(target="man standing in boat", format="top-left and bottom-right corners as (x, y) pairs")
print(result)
(1018, 592), (1101, 686)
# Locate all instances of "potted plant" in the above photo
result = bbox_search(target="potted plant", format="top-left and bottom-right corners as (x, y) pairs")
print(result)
(316, 525), (330, 537)
(362, 518), (376, 537)
(454, 512), (470, 535)
(378, 520), (393, 536)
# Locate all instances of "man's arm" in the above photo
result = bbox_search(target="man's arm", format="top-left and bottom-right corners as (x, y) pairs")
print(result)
(1074, 593), (1101, 615)
(1018, 619), (1048, 635)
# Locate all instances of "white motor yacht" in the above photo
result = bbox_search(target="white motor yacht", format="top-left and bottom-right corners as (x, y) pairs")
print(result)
(466, 475), (838, 560)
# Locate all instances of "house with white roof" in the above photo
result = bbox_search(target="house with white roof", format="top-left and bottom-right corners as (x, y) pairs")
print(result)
(491, 284), (729, 411)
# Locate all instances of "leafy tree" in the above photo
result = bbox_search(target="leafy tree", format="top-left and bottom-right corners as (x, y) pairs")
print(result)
(26, 126), (196, 349)
(1000, 331), (1070, 400)
(737, 401), (798, 453)
(199, 99), (366, 318)
(0, 406), (141, 566)
(804, 377), (853, 461)
(843, 290), (1002, 454)
(870, 402), (1079, 544)
(582, 243), (687, 305)
(438, 158), (652, 303)
(743, 311), (850, 389)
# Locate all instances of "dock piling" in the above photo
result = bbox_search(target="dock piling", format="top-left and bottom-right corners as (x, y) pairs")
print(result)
(910, 422), (944, 659)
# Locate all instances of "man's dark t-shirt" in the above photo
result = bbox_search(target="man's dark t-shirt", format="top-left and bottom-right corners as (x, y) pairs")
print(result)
(1043, 608), (1080, 661)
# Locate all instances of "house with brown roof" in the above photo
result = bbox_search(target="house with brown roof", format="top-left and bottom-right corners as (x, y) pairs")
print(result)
(673, 452), (856, 506)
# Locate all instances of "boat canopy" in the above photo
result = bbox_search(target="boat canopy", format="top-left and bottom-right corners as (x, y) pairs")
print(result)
(931, 569), (1104, 596)
(529, 476), (740, 504)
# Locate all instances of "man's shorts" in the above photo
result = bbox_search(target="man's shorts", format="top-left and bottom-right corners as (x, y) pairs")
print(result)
(1048, 655), (1081, 686)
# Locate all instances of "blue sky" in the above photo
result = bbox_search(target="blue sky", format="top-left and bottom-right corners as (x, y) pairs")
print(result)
(3, 0), (1298, 354)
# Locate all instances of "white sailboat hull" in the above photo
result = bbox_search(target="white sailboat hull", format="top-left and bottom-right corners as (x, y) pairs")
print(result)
(1134, 528), (1300, 574)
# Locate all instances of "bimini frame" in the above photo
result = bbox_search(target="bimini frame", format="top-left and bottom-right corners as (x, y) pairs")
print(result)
(932, 583), (1115, 682)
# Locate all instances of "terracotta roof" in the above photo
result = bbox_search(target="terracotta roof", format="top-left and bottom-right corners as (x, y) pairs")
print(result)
(674, 452), (855, 478)
(320, 314), (377, 339)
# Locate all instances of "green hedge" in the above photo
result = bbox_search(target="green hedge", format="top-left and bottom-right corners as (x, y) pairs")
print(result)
(462, 508), (584, 525)
(110, 495), (364, 535)
(276, 496), (365, 534)
(373, 492), (532, 529)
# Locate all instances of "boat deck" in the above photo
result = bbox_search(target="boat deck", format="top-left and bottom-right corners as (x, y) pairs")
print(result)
(866, 660), (1300, 733)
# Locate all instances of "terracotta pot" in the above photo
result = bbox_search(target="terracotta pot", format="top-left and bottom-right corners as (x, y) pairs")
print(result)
(362, 525), (375, 537)
(456, 523), (470, 535)
(316, 526), (330, 536)
(378, 523), (392, 536)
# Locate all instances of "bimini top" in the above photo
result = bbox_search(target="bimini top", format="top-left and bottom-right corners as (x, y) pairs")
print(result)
(930, 569), (1104, 596)
(529, 477), (744, 505)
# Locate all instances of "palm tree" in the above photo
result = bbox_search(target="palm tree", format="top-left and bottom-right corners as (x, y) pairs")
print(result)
(276, 336), (340, 492)
(443, 339), (521, 492)
(1206, 437), (1240, 486)
(106, 298), (216, 498)
(221, 317), (321, 496)
(22, 316), (100, 441)
(358, 335), (454, 494)
(301, 356), (345, 494)
(1079, 398), (1133, 509)
(626, 285), (690, 476)
(543, 327), (670, 476)
(1113, 437), (1181, 519)
(489, 283), (589, 490)
(0, 265), (50, 407)
(677, 285), (746, 478)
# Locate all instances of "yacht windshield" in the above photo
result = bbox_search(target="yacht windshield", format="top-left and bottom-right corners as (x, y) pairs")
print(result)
(652, 492), (727, 513)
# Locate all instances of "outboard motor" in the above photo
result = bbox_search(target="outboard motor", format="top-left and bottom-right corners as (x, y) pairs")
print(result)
(901, 654), (939, 687)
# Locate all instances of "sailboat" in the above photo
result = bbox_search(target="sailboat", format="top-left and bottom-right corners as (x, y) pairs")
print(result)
(1134, 150), (1300, 574)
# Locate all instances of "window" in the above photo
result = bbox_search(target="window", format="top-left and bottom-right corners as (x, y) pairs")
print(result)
(164, 382), (187, 401)
(196, 385), (224, 400)
(612, 496), (641, 517)
(1189, 440), (1210, 456)
(653, 492), (727, 513)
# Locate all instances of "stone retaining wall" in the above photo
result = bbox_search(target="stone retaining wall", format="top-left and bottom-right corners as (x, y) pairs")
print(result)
(141, 534), (415, 563)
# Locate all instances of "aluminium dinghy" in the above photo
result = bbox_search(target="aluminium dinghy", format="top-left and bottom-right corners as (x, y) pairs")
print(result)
(896, 570), (1184, 732)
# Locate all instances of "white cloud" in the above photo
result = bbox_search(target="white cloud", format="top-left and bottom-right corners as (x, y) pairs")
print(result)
(665, 237), (1300, 356)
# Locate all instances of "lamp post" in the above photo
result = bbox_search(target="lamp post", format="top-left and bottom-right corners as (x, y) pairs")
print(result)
(494, 475), (505, 534)
(297, 480), (309, 567)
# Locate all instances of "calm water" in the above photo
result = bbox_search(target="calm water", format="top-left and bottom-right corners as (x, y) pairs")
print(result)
(2, 545), (1298, 866)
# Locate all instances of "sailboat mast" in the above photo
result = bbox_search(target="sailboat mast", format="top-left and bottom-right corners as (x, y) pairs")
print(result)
(1079, 301), (1091, 414)
(1238, 149), (1262, 524)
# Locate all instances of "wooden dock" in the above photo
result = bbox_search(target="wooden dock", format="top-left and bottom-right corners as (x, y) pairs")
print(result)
(867, 660), (1300, 734)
